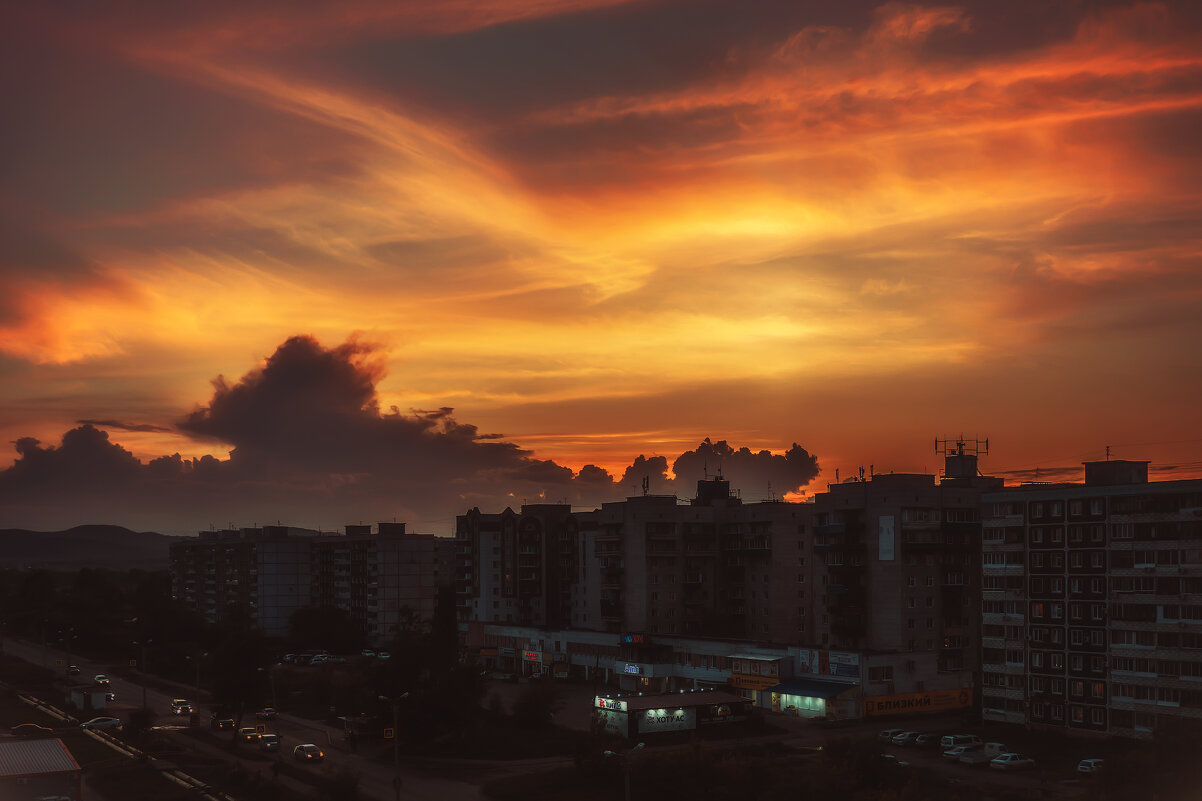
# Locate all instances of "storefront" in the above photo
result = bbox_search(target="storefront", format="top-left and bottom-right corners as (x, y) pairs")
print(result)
(729, 654), (785, 707)
(614, 660), (668, 692)
(768, 678), (860, 720)
(594, 690), (753, 740)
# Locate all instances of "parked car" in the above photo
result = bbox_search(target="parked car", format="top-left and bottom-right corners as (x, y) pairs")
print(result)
(914, 734), (940, 747)
(80, 717), (122, 731)
(259, 733), (281, 752)
(962, 742), (1007, 765)
(943, 744), (981, 760)
(880, 753), (910, 768)
(940, 734), (982, 749)
(294, 743), (324, 762)
(170, 699), (193, 715)
(12, 723), (54, 737)
(237, 727), (259, 742)
(377, 650), (390, 659)
(891, 731), (920, 746)
(66, 665), (80, 676)
(879, 728), (906, 743)
(1077, 758), (1105, 775)
(361, 649), (376, 658)
(991, 753), (1036, 771)
(93, 675), (110, 686)
(255, 707), (277, 720)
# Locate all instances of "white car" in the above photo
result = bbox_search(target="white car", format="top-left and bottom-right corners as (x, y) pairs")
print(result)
(991, 753), (1036, 771)
(1077, 758), (1104, 775)
(93, 675), (110, 686)
(80, 717), (122, 731)
(943, 744), (980, 760)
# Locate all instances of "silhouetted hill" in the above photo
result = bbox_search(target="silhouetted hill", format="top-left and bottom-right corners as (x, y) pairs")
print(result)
(0, 525), (176, 570)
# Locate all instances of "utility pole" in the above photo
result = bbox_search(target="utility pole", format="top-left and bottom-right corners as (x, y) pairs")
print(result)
(381, 692), (409, 801)
(604, 742), (644, 801)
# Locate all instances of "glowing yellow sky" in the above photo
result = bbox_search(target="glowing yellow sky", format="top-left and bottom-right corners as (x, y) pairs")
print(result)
(2, 0), (1201, 492)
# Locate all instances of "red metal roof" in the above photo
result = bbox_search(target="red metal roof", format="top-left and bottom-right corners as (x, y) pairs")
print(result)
(0, 738), (81, 778)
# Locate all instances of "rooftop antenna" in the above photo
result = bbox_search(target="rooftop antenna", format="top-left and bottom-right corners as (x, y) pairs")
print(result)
(641, 476), (649, 496)
(1106, 445), (1111, 461)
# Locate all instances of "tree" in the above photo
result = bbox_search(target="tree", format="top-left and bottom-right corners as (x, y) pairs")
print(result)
(287, 605), (365, 655)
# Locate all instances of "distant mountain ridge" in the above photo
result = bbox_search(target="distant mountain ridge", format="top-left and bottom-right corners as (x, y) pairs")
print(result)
(0, 525), (176, 570)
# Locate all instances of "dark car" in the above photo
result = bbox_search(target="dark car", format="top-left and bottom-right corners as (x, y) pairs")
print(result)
(80, 717), (122, 731)
(914, 734), (940, 747)
(210, 716), (235, 730)
(12, 723), (54, 737)
(255, 707), (277, 720)
(237, 727), (259, 742)
(294, 743), (324, 762)
(66, 665), (80, 676)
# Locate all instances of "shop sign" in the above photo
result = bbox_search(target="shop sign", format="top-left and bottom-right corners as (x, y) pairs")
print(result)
(523, 650), (542, 662)
(864, 689), (973, 716)
(637, 707), (695, 733)
(479, 647), (498, 657)
(499, 647), (515, 657)
(595, 697), (628, 712)
(620, 633), (646, 645)
(623, 663), (641, 675)
(596, 708), (626, 736)
(729, 673), (778, 691)
(818, 651), (860, 678)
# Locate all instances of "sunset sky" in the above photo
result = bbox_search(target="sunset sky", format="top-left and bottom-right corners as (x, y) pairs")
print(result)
(2, 1), (1201, 534)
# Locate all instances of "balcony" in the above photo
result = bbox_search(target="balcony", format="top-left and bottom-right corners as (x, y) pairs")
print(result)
(902, 530), (943, 548)
(684, 573), (705, 585)
(600, 601), (623, 619)
(814, 523), (845, 536)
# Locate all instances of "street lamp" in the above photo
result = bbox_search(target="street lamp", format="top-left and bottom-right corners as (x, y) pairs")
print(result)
(132, 639), (152, 709)
(604, 742), (644, 801)
(379, 692), (409, 801)
(185, 651), (208, 691)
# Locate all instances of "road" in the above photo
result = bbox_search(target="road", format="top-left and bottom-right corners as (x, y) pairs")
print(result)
(1, 637), (485, 801)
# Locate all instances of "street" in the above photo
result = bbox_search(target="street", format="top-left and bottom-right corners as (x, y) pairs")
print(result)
(1, 637), (485, 801)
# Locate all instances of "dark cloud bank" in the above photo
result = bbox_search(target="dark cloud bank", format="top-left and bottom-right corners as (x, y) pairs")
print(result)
(0, 335), (819, 534)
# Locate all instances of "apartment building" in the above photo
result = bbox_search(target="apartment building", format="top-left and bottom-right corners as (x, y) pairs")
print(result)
(980, 460), (1202, 738)
(806, 452), (1001, 702)
(170, 523), (453, 641)
(454, 504), (580, 628)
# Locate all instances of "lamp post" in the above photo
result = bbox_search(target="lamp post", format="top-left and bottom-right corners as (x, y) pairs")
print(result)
(380, 692), (409, 801)
(604, 742), (644, 801)
(61, 627), (76, 674)
(133, 640), (151, 709)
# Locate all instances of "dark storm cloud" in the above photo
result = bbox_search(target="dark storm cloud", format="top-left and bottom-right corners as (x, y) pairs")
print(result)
(0, 335), (821, 532)
(76, 419), (174, 433)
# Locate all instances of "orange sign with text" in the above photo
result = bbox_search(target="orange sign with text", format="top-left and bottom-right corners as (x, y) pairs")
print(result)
(864, 689), (972, 716)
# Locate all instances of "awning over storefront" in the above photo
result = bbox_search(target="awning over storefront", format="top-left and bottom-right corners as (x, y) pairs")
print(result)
(768, 678), (856, 698)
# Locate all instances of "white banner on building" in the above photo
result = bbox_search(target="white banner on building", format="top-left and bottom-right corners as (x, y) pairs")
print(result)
(878, 515), (895, 561)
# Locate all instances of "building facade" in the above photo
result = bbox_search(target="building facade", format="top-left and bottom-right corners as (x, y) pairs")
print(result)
(980, 461), (1202, 738)
(170, 523), (453, 642)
